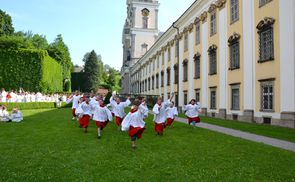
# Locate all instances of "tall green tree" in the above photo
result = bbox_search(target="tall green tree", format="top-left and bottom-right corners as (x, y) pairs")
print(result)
(0, 9), (14, 36)
(47, 34), (72, 91)
(84, 50), (100, 92)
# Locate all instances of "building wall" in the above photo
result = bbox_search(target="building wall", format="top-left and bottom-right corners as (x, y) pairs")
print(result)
(129, 0), (295, 128)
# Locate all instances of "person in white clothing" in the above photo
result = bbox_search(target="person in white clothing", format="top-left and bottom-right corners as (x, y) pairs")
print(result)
(184, 99), (201, 127)
(152, 93), (174, 135)
(92, 98), (113, 139)
(78, 96), (92, 133)
(10, 108), (23, 122)
(110, 95), (131, 130)
(67, 91), (81, 120)
(0, 88), (7, 102)
(0, 105), (10, 122)
(139, 98), (149, 120)
(121, 100), (146, 149)
(165, 101), (178, 127)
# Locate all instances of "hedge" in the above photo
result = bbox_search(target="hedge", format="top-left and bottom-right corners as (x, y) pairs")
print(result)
(0, 102), (71, 111)
(0, 48), (63, 93)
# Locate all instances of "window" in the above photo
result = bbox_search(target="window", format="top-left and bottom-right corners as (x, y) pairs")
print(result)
(167, 68), (170, 86)
(141, 8), (149, 29)
(210, 11), (217, 36)
(148, 78), (150, 91)
(259, 0), (272, 7)
(152, 76), (155, 90)
(228, 33), (240, 70)
(156, 74), (159, 88)
(184, 32), (188, 51)
(168, 48), (171, 61)
(210, 88), (217, 109)
(194, 54), (201, 79)
(229, 42), (240, 69)
(231, 85), (240, 110)
(161, 71), (164, 87)
(162, 53), (164, 65)
(195, 22), (200, 45)
(260, 80), (274, 111)
(175, 40), (179, 57)
(184, 92), (188, 105)
(141, 43), (148, 55)
(157, 57), (159, 67)
(145, 79), (147, 91)
(142, 17), (148, 29)
(257, 17), (275, 62)
(174, 64), (179, 84)
(230, 0), (239, 23)
(208, 45), (217, 75)
(175, 93), (179, 107)
(195, 89), (200, 102)
(183, 60), (188, 82)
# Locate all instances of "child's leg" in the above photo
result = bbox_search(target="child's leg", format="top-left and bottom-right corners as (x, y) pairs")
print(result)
(97, 127), (101, 138)
(192, 121), (196, 127)
(131, 136), (137, 148)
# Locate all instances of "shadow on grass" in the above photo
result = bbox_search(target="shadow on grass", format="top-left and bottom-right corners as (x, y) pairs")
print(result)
(0, 108), (295, 181)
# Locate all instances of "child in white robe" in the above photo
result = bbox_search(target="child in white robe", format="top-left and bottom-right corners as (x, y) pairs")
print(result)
(92, 98), (113, 139)
(165, 101), (178, 127)
(152, 93), (174, 135)
(184, 99), (201, 127)
(0, 105), (10, 122)
(110, 95), (131, 130)
(10, 108), (23, 122)
(122, 100), (146, 149)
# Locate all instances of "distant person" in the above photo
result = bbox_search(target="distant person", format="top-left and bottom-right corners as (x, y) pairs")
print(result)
(10, 108), (23, 122)
(184, 99), (201, 128)
(92, 97), (113, 139)
(0, 88), (7, 102)
(165, 101), (178, 127)
(152, 93), (174, 136)
(122, 99), (146, 149)
(0, 105), (10, 122)
(67, 91), (81, 120)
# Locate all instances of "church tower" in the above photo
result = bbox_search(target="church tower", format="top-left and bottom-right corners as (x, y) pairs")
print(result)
(121, 0), (159, 94)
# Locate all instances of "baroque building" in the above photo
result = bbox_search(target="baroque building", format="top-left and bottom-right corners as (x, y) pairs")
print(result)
(121, 0), (160, 94)
(128, 0), (295, 128)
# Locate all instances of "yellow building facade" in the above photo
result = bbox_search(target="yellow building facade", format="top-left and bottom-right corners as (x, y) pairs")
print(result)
(129, 0), (295, 128)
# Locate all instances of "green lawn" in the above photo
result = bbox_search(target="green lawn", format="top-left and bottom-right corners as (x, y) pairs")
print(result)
(1, 108), (295, 181)
(178, 113), (295, 143)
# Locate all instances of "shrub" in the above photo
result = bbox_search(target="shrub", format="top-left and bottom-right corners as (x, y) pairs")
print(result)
(0, 48), (63, 93)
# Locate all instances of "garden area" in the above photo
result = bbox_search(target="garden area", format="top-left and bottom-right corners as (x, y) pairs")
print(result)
(0, 108), (295, 181)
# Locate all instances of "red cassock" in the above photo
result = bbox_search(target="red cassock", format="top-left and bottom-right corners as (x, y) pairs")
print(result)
(79, 115), (90, 128)
(129, 126), (145, 139)
(154, 123), (165, 133)
(72, 108), (76, 117)
(166, 118), (174, 126)
(95, 121), (109, 130)
(115, 116), (123, 126)
(187, 117), (201, 124)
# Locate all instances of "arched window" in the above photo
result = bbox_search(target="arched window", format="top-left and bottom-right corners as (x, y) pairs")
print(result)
(141, 8), (150, 29)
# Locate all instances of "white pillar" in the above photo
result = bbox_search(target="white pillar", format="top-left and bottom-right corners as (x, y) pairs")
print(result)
(201, 21), (209, 108)
(179, 38), (184, 107)
(218, 7), (228, 109)
(188, 30), (195, 100)
(280, 0), (295, 112)
(243, 0), (255, 111)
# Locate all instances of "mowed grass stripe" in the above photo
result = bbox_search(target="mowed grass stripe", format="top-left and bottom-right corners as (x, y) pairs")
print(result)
(0, 108), (294, 181)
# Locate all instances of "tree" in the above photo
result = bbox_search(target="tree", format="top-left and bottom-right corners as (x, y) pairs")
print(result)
(47, 34), (72, 91)
(0, 9), (14, 36)
(84, 50), (100, 92)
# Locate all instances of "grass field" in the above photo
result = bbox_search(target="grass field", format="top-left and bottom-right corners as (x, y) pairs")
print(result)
(1, 108), (295, 181)
(178, 113), (295, 143)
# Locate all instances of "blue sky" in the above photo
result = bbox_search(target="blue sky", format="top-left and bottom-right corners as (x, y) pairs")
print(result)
(0, 0), (196, 70)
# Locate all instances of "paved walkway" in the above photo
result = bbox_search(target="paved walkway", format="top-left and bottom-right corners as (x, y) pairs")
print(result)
(175, 117), (295, 152)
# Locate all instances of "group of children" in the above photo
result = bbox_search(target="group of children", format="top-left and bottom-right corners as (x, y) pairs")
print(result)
(68, 91), (202, 149)
(0, 105), (23, 122)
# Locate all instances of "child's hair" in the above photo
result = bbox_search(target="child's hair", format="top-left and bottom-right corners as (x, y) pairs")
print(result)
(133, 99), (141, 106)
